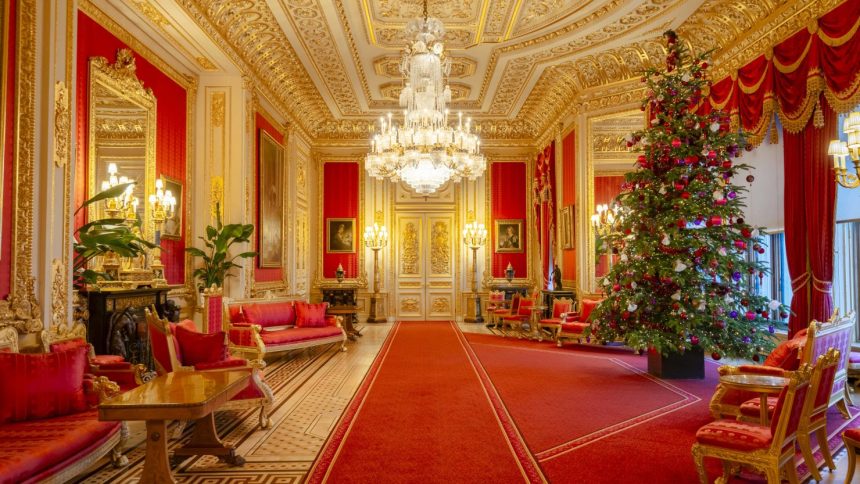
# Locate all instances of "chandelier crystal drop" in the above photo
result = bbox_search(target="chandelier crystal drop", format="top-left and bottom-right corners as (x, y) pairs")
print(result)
(365, 2), (485, 195)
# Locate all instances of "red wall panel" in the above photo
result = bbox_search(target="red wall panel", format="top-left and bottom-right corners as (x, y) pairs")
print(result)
(594, 175), (625, 277)
(561, 130), (576, 281)
(322, 162), (359, 278)
(0, 0), (16, 298)
(491, 162), (528, 278)
(76, 12), (188, 284)
(254, 112), (284, 283)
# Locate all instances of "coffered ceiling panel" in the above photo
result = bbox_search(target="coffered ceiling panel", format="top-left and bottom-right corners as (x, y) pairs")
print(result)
(111, 0), (825, 142)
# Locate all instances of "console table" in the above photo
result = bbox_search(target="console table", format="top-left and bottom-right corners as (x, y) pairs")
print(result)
(320, 287), (357, 307)
(82, 287), (170, 365)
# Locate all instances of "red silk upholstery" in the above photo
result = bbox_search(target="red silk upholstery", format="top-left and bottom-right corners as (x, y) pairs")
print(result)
(560, 322), (589, 334)
(761, 336), (806, 369)
(735, 365), (787, 377)
(228, 305), (248, 325)
(260, 326), (343, 345)
(0, 410), (120, 484)
(194, 356), (247, 371)
(90, 354), (124, 366)
(228, 327), (255, 347)
(173, 324), (228, 366)
(244, 302), (296, 328)
(491, 162), (528, 277)
(739, 396), (779, 419)
(148, 321), (177, 373)
(551, 300), (571, 318)
(695, 420), (774, 452)
(846, 427), (860, 441)
(580, 299), (600, 321)
(517, 299), (535, 316)
(296, 301), (329, 328)
(0, 346), (89, 423)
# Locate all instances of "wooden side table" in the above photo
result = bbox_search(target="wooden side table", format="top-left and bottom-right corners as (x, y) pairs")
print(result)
(100, 370), (250, 484)
(718, 373), (788, 425)
(328, 306), (361, 341)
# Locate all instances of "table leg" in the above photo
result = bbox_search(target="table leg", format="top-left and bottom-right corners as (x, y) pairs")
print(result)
(140, 420), (175, 484)
(172, 413), (245, 466)
(760, 395), (768, 426)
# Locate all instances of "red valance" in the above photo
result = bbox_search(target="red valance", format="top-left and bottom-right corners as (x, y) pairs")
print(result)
(705, 0), (860, 144)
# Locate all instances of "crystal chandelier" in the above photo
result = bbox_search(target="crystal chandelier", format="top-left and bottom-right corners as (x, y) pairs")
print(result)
(365, 1), (485, 195)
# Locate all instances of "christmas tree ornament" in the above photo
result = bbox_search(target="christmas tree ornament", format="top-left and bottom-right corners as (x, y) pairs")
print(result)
(674, 260), (688, 272)
(768, 300), (781, 311)
(628, 303), (638, 312)
(661, 234), (671, 245)
(718, 247), (728, 256)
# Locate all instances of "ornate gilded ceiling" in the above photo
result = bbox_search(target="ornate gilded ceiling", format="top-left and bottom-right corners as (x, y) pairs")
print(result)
(118, 0), (836, 143)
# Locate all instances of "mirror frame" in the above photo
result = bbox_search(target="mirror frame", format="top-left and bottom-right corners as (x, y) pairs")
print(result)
(585, 108), (645, 294)
(87, 48), (156, 242)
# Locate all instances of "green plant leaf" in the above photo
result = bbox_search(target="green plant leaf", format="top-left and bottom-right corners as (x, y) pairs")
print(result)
(74, 182), (135, 215)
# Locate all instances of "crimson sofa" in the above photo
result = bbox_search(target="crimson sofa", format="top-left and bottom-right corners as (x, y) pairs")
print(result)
(224, 297), (347, 360)
(0, 326), (128, 483)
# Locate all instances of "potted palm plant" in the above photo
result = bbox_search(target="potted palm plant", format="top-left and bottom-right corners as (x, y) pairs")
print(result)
(185, 202), (257, 294)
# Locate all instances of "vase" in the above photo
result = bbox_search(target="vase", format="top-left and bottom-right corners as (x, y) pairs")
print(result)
(647, 346), (704, 379)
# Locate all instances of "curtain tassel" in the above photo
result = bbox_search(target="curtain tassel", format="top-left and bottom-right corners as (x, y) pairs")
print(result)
(813, 98), (825, 129)
(769, 115), (779, 144)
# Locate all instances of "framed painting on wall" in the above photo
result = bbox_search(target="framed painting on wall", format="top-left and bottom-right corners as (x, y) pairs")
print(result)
(161, 176), (183, 240)
(560, 206), (571, 250)
(327, 218), (356, 253)
(495, 219), (523, 253)
(258, 130), (284, 268)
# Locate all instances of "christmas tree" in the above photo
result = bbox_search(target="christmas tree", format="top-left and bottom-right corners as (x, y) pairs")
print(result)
(587, 31), (785, 361)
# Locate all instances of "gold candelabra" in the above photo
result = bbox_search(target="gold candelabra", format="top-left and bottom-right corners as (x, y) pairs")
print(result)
(363, 223), (388, 323)
(591, 203), (618, 275)
(148, 177), (176, 287)
(463, 221), (488, 323)
(828, 111), (860, 189)
(98, 163), (139, 284)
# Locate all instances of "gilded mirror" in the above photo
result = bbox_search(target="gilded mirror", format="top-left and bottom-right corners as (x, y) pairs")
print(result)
(87, 49), (156, 242)
(586, 109), (643, 293)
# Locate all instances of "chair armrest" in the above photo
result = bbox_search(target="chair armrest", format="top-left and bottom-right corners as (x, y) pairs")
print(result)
(227, 324), (265, 360)
(91, 363), (146, 387)
(85, 375), (122, 405)
(327, 315), (343, 328)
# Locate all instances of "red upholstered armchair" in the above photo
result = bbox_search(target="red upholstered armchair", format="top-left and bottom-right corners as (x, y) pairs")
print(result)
(40, 322), (145, 392)
(145, 308), (274, 430)
(500, 298), (535, 337)
(489, 293), (520, 330)
(710, 312), (854, 420)
(691, 361), (816, 484)
(556, 298), (602, 347)
(538, 298), (574, 342)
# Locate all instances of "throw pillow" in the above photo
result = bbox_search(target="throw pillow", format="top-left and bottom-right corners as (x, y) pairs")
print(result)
(244, 302), (296, 328)
(173, 323), (228, 366)
(0, 345), (89, 423)
(762, 337), (806, 370)
(296, 301), (329, 327)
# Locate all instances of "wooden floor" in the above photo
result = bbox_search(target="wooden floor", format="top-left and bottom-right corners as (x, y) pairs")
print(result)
(76, 320), (860, 483)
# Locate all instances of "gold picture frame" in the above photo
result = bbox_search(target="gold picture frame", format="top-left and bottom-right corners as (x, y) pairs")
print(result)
(258, 130), (285, 268)
(0, 0), (8, 256)
(495, 219), (523, 253)
(327, 218), (356, 253)
(161, 176), (182, 240)
(561, 205), (575, 250)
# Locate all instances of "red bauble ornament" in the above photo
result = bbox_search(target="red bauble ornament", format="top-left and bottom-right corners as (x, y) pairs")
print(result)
(674, 182), (685, 191)
(612, 284), (622, 292)
(711, 352), (721, 360)
(714, 198), (727, 206)
(714, 320), (725, 329)
(741, 228), (752, 238)
(709, 216), (722, 226)
(734, 240), (747, 250)
(721, 160), (733, 169)
(745, 311), (756, 321)
(707, 150), (717, 159)
(690, 336), (700, 345)
(681, 191), (690, 199)
(676, 219), (686, 228)
(671, 138), (682, 148)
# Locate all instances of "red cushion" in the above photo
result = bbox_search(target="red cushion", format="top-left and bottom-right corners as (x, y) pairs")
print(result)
(48, 338), (88, 354)
(261, 326), (342, 345)
(0, 346), (89, 424)
(763, 337), (806, 369)
(695, 419), (773, 451)
(173, 324), (228, 367)
(194, 356), (248, 371)
(845, 427), (860, 442)
(244, 302), (296, 328)
(540, 318), (563, 325)
(738, 396), (779, 418)
(0, 410), (120, 483)
(228, 304), (247, 325)
(296, 301), (329, 328)
(736, 365), (786, 377)
(560, 322), (589, 334)
(90, 354), (125, 366)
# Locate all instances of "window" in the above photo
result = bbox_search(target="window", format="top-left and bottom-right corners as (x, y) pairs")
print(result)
(833, 221), (860, 331)
(750, 231), (790, 330)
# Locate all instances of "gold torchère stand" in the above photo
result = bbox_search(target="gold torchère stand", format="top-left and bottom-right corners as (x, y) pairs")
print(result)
(463, 221), (487, 323)
(363, 224), (388, 323)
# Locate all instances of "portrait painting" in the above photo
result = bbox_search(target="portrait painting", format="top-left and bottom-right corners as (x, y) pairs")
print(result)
(161, 176), (183, 240)
(327, 218), (356, 253)
(495, 219), (523, 253)
(258, 130), (284, 267)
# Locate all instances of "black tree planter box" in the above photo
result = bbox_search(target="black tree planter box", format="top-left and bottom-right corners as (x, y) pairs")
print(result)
(647, 347), (705, 379)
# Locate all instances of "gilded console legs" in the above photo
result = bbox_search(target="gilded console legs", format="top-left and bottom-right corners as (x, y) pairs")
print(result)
(797, 433), (822, 482)
(691, 445), (708, 484)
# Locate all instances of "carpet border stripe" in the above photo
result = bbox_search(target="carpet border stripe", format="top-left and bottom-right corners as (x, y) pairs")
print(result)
(304, 322), (402, 484)
(452, 322), (548, 484)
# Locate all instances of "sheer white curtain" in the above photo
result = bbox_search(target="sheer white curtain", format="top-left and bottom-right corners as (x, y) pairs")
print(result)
(833, 221), (860, 337)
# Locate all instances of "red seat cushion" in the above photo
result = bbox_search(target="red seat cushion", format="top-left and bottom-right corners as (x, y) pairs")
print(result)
(540, 318), (563, 324)
(560, 322), (589, 334)
(580, 299), (601, 321)
(261, 326), (343, 345)
(173, 324), (228, 367)
(695, 419), (773, 451)
(90, 354), (125, 366)
(0, 346), (89, 424)
(194, 356), (248, 371)
(739, 396), (779, 418)
(845, 427), (860, 442)
(0, 410), (120, 483)
(296, 302), (329, 328)
(244, 302), (296, 328)
(228, 304), (248, 325)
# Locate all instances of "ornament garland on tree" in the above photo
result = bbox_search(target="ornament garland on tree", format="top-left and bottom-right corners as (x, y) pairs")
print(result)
(587, 31), (786, 361)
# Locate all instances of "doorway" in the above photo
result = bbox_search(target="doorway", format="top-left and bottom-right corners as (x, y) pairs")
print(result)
(394, 211), (456, 320)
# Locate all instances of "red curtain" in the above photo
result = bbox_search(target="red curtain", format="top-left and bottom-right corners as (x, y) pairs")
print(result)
(706, 1), (860, 146)
(784, 96), (838, 337)
(534, 143), (555, 288)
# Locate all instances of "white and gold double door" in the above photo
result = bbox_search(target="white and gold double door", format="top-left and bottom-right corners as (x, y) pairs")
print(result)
(394, 211), (457, 320)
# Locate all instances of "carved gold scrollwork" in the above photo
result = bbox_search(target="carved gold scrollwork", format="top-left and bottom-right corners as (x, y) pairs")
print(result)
(430, 221), (450, 275)
(430, 297), (450, 314)
(401, 297), (420, 313)
(401, 222), (419, 275)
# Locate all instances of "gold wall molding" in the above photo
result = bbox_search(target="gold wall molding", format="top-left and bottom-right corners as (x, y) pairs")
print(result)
(0, 0), (41, 334)
(50, 259), (67, 329)
(54, 82), (70, 168)
(211, 92), (225, 128)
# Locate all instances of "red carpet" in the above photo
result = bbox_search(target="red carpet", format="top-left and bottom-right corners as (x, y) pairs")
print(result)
(306, 322), (544, 483)
(463, 333), (860, 483)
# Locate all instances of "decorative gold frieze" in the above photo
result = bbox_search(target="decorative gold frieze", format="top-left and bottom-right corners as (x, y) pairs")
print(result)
(211, 92), (225, 128)
(51, 259), (68, 329)
(54, 82), (70, 167)
(430, 221), (450, 275)
(401, 222), (419, 275)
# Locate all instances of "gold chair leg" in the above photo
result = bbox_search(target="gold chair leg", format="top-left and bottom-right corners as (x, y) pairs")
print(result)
(784, 460), (800, 484)
(816, 427), (835, 471)
(764, 467), (781, 484)
(690, 444), (709, 484)
(798, 432), (823, 482)
(838, 394), (853, 419)
(846, 440), (858, 483)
